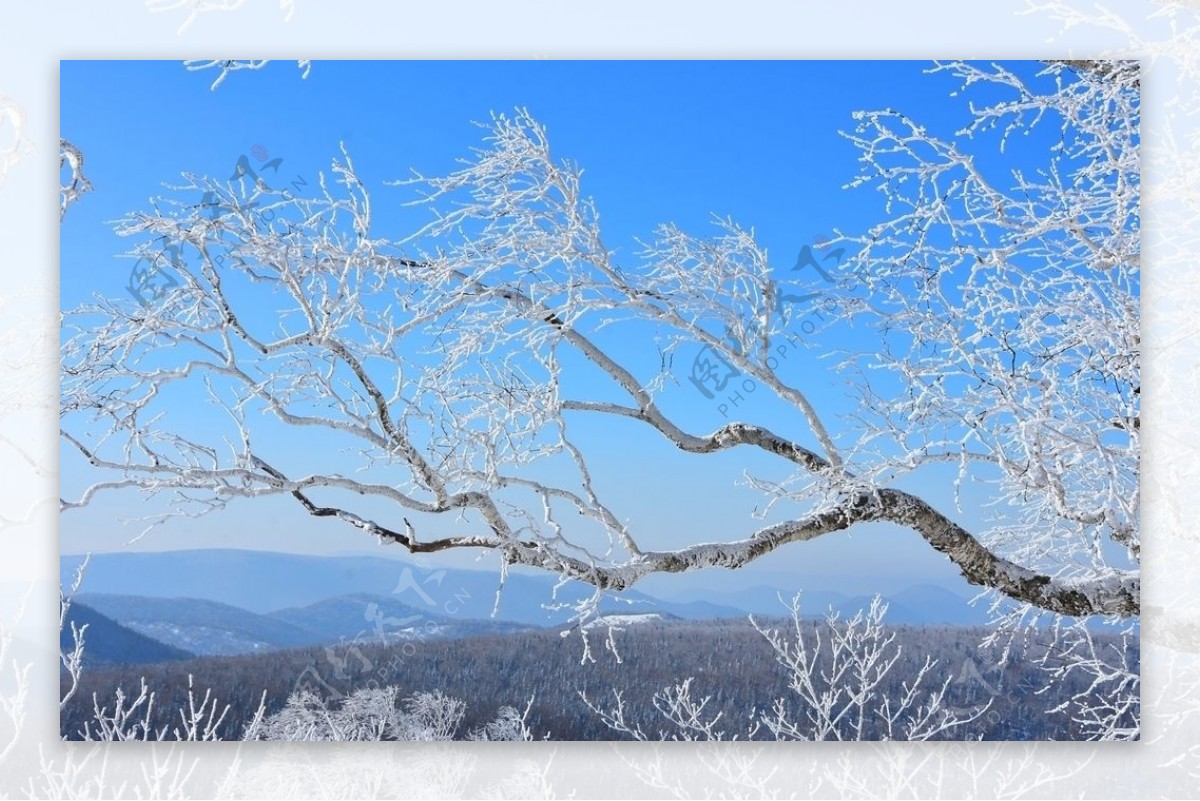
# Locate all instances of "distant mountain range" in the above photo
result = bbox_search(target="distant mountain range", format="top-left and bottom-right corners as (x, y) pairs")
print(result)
(652, 583), (992, 626)
(59, 549), (998, 666)
(76, 591), (537, 657)
(269, 592), (534, 644)
(60, 549), (754, 624)
(76, 593), (324, 656)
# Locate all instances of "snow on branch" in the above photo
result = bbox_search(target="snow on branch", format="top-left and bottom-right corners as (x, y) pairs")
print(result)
(837, 59), (1140, 595)
(59, 139), (92, 222)
(61, 66), (1139, 619)
(183, 59), (312, 91)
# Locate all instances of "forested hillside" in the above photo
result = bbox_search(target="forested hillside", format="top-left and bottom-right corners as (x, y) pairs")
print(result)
(61, 617), (1136, 741)
(61, 603), (194, 667)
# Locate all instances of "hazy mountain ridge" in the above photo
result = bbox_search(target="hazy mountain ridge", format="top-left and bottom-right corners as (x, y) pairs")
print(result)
(61, 549), (754, 624)
(61, 549), (1001, 665)
(61, 548), (991, 621)
(77, 593), (323, 656)
(76, 591), (545, 658)
(268, 593), (536, 644)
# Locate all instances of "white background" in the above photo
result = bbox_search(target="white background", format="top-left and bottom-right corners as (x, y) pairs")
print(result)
(1, 1), (1197, 797)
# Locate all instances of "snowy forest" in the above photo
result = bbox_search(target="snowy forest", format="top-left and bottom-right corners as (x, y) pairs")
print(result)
(59, 597), (1137, 742)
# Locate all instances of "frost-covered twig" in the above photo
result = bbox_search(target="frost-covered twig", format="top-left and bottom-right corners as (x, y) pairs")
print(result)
(183, 59), (311, 90)
(59, 139), (91, 222)
(58, 555), (89, 711)
(837, 59), (1140, 607)
(1039, 618), (1140, 740)
(250, 686), (536, 741)
(148, 0), (296, 35)
(587, 595), (986, 741)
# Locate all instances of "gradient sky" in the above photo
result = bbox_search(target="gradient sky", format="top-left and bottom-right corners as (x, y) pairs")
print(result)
(59, 60), (1069, 600)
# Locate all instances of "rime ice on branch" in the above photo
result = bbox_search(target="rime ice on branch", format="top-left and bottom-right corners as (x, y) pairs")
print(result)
(61, 61), (1139, 619)
(59, 139), (92, 221)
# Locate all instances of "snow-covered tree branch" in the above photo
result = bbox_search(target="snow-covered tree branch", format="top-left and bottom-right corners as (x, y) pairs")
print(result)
(59, 138), (92, 222)
(250, 687), (539, 742)
(61, 61), (1139, 619)
(182, 59), (311, 91)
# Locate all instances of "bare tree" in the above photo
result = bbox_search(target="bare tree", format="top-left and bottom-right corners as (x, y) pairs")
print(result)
(837, 60), (1139, 611)
(58, 556), (89, 712)
(583, 595), (987, 741)
(60, 61), (1138, 620)
(76, 674), (252, 742)
(251, 686), (538, 741)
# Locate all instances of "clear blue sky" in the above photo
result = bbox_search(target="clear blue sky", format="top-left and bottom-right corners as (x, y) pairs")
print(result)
(59, 60), (1060, 600)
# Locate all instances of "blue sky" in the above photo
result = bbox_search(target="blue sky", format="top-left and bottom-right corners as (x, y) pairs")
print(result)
(60, 60), (1062, 600)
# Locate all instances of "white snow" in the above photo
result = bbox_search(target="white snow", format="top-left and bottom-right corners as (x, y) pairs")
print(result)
(583, 613), (665, 629)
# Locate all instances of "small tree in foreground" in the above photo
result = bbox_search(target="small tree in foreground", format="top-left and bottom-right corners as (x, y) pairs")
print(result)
(251, 687), (539, 742)
(584, 596), (988, 741)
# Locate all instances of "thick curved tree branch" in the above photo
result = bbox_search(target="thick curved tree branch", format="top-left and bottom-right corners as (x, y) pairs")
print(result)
(267, 451), (1139, 615)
